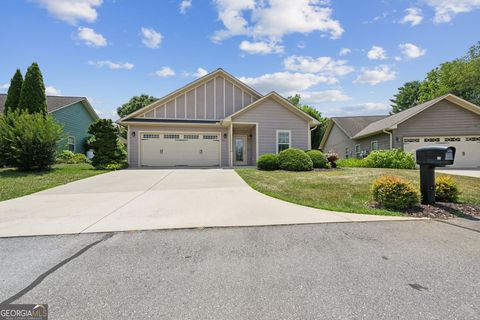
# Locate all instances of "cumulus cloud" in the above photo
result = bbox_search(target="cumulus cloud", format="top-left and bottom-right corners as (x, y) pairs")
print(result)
(45, 86), (62, 96)
(400, 7), (423, 26)
(239, 40), (284, 54)
(339, 48), (351, 56)
(141, 27), (163, 49)
(426, 0), (480, 23)
(76, 27), (107, 47)
(155, 67), (176, 77)
(239, 71), (337, 95)
(297, 90), (351, 104)
(212, 0), (344, 43)
(367, 46), (387, 60)
(193, 68), (209, 77)
(283, 55), (354, 78)
(0, 83), (10, 90)
(354, 65), (396, 85)
(88, 60), (134, 70)
(33, 0), (102, 25)
(179, 0), (192, 14)
(399, 43), (426, 59)
(329, 102), (390, 116)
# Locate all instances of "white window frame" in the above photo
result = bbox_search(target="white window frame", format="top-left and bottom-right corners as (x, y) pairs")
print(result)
(371, 140), (379, 151)
(355, 144), (361, 157)
(276, 130), (291, 154)
(67, 136), (75, 152)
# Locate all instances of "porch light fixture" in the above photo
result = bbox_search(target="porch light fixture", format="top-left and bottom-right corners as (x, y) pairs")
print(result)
(223, 133), (227, 139)
(131, 131), (136, 138)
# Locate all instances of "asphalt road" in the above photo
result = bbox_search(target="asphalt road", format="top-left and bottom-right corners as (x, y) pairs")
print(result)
(1, 219), (479, 320)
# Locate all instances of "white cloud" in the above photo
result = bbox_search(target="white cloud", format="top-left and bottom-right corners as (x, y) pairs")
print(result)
(339, 48), (351, 56)
(45, 86), (61, 96)
(193, 68), (209, 77)
(399, 43), (426, 59)
(239, 71), (337, 95)
(400, 7), (423, 26)
(76, 27), (107, 47)
(212, 0), (344, 43)
(330, 102), (390, 116)
(367, 46), (387, 60)
(426, 0), (480, 23)
(239, 40), (284, 54)
(0, 83), (9, 90)
(33, 0), (102, 25)
(179, 0), (192, 14)
(88, 60), (134, 70)
(141, 27), (163, 49)
(155, 67), (176, 77)
(298, 90), (351, 104)
(283, 55), (354, 79)
(354, 65), (396, 85)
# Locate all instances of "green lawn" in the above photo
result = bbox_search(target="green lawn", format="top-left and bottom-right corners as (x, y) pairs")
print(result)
(0, 164), (109, 202)
(236, 167), (480, 216)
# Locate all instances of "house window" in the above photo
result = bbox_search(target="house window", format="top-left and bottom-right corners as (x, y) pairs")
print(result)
(276, 130), (291, 153)
(371, 141), (379, 151)
(67, 136), (75, 152)
(355, 144), (361, 158)
(345, 148), (350, 159)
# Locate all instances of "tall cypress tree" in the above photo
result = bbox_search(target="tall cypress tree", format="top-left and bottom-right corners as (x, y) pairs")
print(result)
(4, 69), (23, 114)
(19, 62), (47, 114)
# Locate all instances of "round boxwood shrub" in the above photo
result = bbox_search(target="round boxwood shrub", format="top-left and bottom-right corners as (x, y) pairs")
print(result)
(257, 153), (279, 170)
(278, 148), (313, 171)
(435, 176), (460, 202)
(306, 150), (329, 168)
(371, 175), (420, 210)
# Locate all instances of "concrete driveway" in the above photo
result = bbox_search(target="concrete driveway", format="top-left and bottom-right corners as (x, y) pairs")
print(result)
(437, 169), (480, 178)
(0, 169), (413, 237)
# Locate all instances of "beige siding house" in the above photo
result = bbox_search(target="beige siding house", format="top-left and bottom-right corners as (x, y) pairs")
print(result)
(118, 68), (319, 168)
(320, 94), (480, 168)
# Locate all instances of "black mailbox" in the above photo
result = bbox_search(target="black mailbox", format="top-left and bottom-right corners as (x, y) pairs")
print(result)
(416, 146), (456, 167)
(415, 146), (456, 205)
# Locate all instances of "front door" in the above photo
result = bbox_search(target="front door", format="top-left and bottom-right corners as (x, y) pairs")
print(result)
(234, 136), (247, 165)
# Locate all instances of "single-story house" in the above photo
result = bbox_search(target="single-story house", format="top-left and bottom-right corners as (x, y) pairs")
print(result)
(0, 94), (99, 153)
(320, 94), (480, 168)
(118, 68), (320, 167)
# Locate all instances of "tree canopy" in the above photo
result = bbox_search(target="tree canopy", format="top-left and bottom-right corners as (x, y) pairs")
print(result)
(4, 69), (23, 114)
(18, 62), (47, 114)
(389, 81), (422, 114)
(117, 94), (158, 118)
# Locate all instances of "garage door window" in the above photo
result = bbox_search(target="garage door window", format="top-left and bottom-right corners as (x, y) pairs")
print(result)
(184, 134), (199, 140)
(164, 134), (180, 139)
(203, 135), (219, 140)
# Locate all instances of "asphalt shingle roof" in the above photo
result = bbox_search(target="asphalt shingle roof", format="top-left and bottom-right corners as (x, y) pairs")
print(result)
(332, 115), (388, 138)
(0, 94), (85, 114)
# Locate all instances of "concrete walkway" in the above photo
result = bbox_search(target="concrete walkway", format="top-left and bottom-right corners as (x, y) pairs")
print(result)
(0, 169), (416, 237)
(437, 169), (480, 178)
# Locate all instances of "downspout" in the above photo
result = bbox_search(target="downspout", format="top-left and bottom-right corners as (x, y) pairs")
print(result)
(383, 129), (393, 149)
(310, 125), (317, 150)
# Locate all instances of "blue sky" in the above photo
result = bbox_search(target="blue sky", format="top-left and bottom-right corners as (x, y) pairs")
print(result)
(1, 0), (479, 119)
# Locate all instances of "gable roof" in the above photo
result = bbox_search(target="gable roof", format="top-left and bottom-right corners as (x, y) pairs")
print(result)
(224, 91), (321, 127)
(0, 94), (98, 119)
(118, 68), (263, 122)
(353, 94), (480, 139)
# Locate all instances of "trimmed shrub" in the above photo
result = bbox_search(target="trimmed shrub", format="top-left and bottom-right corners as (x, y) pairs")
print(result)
(278, 148), (313, 171)
(337, 158), (366, 168)
(371, 175), (420, 210)
(257, 153), (279, 170)
(435, 176), (460, 202)
(363, 149), (415, 169)
(56, 150), (88, 164)
(0, 111), (62, 171)
(88, 119), (127, 169)
(306, 150), (329, 168)
(102, 162), (128, 170)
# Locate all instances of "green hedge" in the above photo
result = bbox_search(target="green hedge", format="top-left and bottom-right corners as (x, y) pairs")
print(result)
(257, 153), (279, 170)
(278, 148), (313, 171)
(337, 149), (415, 169)
(306, 150), (329, 168)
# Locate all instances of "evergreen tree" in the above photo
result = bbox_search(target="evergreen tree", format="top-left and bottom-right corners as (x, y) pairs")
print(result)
(19, 62), (47, 114)
(390, 81), (422, 114)
(3, 69), (23, 114)
(88, 119), (127, 169)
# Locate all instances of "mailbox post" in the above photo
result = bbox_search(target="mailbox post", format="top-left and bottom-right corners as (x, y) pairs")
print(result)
(415, 146), (456, 205)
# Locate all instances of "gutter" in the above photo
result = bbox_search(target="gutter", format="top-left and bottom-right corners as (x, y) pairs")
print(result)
(383, 129), (393, 149)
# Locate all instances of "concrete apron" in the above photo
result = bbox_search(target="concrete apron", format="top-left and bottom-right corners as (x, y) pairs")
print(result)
(0, 169), (420, 238)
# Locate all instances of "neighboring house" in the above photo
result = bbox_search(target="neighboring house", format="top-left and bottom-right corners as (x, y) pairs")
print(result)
(0, 94), (99, 153)
(118, 68), (319, 168)
(320, 94), (480, 168)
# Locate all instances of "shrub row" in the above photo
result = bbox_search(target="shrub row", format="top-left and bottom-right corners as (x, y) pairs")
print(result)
(338, 149), (415, 169)
(257, 149), (331, 171)
(56, 150), (88, 164)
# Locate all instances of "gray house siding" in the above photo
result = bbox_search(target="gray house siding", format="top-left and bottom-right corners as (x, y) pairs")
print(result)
(232, 98), (309, 155)
(137, 75), (258, 121)
(322, 123), (356, 158)
(127, 125), (228, 167)
(355, 132), (391, 154)
(392, 100), (480, 149)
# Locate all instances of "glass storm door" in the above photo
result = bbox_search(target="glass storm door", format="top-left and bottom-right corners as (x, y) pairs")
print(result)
(234, 136), (247, 165)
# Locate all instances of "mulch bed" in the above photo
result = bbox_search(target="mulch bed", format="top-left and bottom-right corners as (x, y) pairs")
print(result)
(370, 202), (480, 219)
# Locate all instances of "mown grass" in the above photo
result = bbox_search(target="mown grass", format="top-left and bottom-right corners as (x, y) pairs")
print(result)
(235, 167), (480, 216)
(0, 164), (108, 201)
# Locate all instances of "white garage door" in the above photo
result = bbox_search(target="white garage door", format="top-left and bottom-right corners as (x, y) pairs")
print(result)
(140, 132), (221, 167)
(403, 136), (480, 168)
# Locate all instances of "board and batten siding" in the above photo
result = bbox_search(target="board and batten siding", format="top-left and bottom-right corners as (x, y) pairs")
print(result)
(138, 76), (257, 121)
(322, 123), (356, 158)
(52, 101), (96, 153)
(392, 100), (480, 149)
(232, 98), (309, 155)
(128, 125), (228, 167)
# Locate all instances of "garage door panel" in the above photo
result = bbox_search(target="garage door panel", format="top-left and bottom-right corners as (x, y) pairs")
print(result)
(140, 132), (220, 167)
(403, 136), (480, 168)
